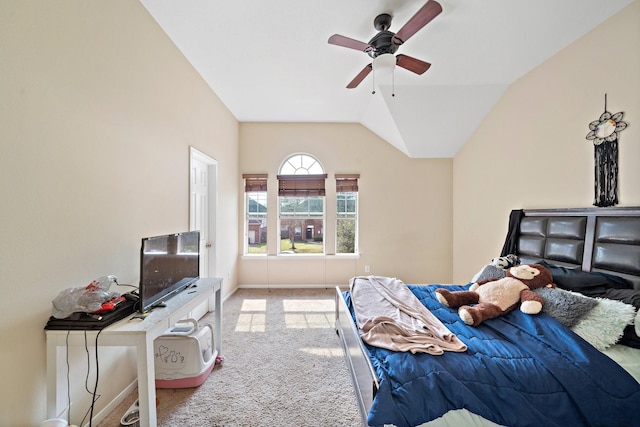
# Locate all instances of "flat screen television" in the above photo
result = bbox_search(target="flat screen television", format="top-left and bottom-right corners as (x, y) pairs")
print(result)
(139, 230), (200, 313)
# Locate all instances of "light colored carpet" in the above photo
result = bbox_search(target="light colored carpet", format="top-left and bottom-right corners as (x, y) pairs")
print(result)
(96, 287), (362, 426)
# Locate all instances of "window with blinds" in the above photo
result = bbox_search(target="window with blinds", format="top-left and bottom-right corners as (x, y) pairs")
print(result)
(336, 174), (359, 254)
(278, 154), (325, 254)
(243, 174), (267, 254)
(243, 158), (360, 256)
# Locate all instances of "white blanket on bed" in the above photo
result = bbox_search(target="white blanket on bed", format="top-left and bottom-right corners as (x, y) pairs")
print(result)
(350, 276), (467, 355)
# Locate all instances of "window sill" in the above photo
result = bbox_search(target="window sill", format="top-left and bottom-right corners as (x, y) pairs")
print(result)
(241, 253), (360, 260)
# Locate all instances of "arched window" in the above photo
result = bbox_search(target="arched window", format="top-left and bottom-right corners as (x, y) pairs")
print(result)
(243, 153), (358, 256)
(278, 154), (326, 254)
(279, 153), (324, 175)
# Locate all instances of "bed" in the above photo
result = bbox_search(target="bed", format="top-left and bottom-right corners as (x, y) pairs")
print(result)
(335, 206), (640, 427)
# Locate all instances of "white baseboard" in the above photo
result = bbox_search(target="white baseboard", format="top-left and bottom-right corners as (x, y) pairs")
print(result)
(86, 379), (137, 427)
(238, 283), (341, 289)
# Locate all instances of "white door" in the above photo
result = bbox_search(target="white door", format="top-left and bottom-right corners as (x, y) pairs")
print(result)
(189, 147), (217, 279)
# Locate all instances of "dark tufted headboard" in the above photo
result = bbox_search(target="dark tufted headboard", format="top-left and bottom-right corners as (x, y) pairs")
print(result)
(511, 207), (640, 290)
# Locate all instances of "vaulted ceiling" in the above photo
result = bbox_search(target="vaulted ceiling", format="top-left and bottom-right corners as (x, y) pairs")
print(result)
(140, 0), (634, 158)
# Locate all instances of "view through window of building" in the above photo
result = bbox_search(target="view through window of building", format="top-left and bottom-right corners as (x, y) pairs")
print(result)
(243, 174), (267, 254)
(278, 154), (326, 254)
(336, 174), (359, 254)
(244, 157), (359, 256)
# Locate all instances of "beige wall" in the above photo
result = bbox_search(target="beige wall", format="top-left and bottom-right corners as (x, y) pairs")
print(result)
(239, 123), (453, 286)
(0, 1), (239, 425)
(453, 1), (640, 283)
(2, 0), (638, 425)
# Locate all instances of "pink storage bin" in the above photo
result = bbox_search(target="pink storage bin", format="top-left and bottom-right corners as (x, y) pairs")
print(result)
(154, 319), (216, 388)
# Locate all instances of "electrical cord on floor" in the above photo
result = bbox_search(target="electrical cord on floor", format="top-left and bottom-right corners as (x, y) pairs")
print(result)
(65, 331), (72, 425)
(89, 329), (103, 427)
(79, 329), (102, 427)
(79, 332), (91, 427)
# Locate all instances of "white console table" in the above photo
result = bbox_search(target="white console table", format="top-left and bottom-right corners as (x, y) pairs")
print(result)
(46, 277), (222, 427)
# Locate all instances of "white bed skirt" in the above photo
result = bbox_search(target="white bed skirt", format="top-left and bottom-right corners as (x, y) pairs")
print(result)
(603, 344), (640, 383)
(416, 409), (504, 427)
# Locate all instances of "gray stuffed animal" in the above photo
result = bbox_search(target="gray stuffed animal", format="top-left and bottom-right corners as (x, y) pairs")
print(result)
(471, 254), (521, 283)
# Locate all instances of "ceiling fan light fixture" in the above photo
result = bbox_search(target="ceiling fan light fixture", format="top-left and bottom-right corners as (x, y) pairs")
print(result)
(373, 53), (396, 76)
(329, 0), (442, 89)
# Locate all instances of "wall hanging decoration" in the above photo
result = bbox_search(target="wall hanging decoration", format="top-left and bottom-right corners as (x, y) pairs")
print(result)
(585, 94), (628, 207)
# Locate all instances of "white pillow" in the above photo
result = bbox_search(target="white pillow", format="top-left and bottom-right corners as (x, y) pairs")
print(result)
(571, 298), (636, 350)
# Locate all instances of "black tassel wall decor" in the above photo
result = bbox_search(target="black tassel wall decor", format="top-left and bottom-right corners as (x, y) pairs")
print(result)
(585, 94), (628, 207)
(593, 140), (618, 207)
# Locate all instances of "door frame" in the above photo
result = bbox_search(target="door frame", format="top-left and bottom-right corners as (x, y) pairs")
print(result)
(189, 146), (218, 278)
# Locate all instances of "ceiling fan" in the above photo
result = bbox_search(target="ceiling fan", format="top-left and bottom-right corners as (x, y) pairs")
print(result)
(328, 0), (442, 89)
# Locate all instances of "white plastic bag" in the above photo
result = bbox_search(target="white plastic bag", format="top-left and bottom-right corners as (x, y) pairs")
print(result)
(51, 275), (118, 319)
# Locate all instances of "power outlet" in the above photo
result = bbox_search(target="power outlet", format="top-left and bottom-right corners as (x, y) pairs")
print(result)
(364, 265), (370, 273)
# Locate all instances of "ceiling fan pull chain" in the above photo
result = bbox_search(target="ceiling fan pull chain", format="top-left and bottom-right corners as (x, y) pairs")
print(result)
(392, 70), (395, 97)
(372, 71), (376, 94)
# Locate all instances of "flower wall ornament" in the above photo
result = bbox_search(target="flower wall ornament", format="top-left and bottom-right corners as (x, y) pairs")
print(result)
(585, 94), (628, 207)
(586, 111), (627, 145)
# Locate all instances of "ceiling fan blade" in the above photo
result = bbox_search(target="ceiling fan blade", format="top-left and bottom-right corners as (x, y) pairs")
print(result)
(393, 0), (442, 45)
(396, 54), (431, 75)
(328, 34), (372, 52)
(346, 64), (373, 89)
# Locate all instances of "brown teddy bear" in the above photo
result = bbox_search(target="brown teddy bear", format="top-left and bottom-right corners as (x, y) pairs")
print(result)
(435, 264), (556, 326)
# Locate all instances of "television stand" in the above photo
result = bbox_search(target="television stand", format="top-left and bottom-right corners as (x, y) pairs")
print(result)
(45, 277), (222, 427)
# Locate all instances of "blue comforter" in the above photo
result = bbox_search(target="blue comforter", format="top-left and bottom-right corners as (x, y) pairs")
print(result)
(346, 284), (640, 427)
